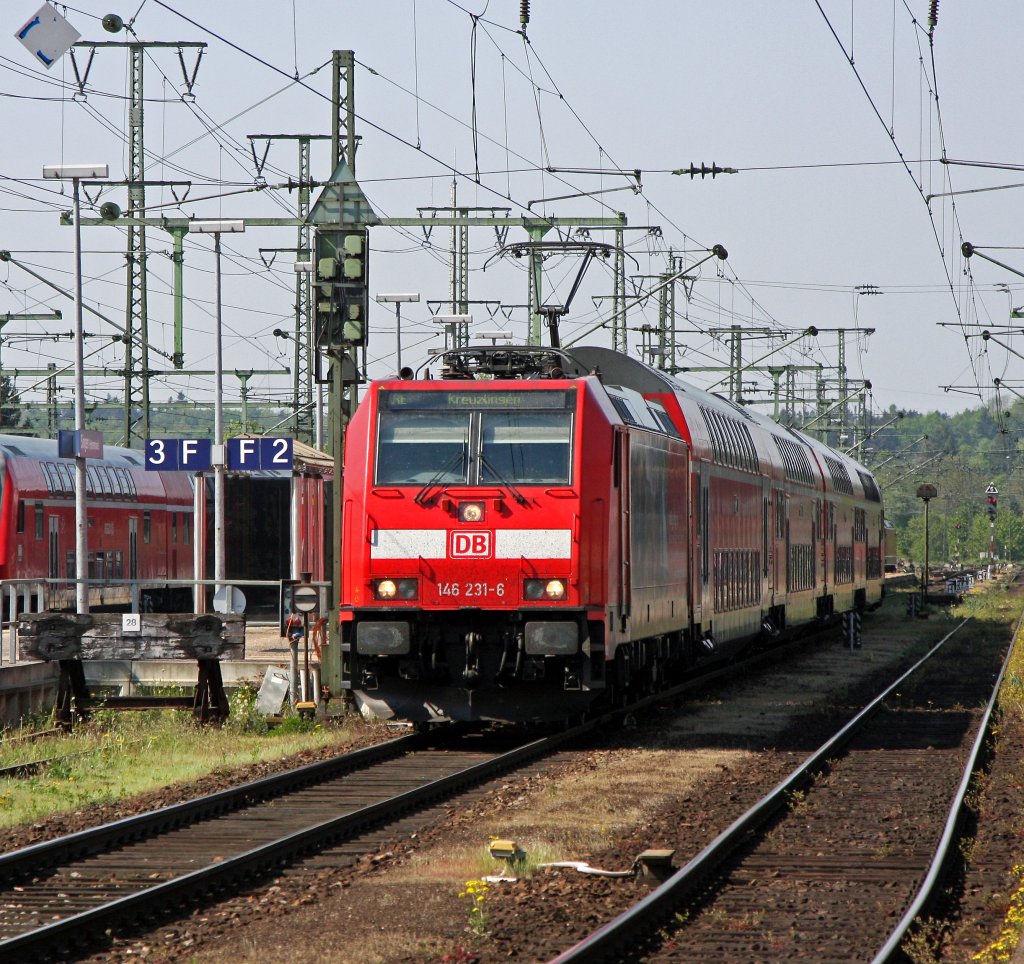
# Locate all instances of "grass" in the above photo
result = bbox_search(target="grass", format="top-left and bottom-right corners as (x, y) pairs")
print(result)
(0, 689), (369, 829)
(968, 576), (1024, 960)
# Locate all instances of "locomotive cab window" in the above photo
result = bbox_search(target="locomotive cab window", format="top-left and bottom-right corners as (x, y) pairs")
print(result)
(376, 412), (470, 485)
(375, 389), (574, 486)
(481, 412), (571, 485)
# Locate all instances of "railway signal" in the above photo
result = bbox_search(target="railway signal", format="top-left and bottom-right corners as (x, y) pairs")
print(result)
(985, 483), (998, 520)
(315, 227), (369, 347)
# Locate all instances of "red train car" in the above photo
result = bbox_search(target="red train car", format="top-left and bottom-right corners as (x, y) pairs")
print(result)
(0, 435), (194, 610)
(339, 346), (884, 724)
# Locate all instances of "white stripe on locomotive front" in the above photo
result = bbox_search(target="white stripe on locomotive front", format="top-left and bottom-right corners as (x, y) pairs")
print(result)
(369, 529), (572, 559)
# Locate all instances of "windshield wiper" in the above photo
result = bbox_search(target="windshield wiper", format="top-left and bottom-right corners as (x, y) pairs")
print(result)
(479, 452), (529, 506)
(414, 448), (466, 505)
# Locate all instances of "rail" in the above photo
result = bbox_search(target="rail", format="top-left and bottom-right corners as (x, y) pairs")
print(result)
(0, 721), (598, 958)
(551, 618), (976, 962)
(871, 606), (1024, 961)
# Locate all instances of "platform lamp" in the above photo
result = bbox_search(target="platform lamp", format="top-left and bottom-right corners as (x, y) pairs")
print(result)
(376, 293), (420, 373)
(916, 483), (937, 608)
(43, 163), (108, 614)
(432, 314), (473, 351)
(475, 330), (515, 346)
(189, 219), (245, 612)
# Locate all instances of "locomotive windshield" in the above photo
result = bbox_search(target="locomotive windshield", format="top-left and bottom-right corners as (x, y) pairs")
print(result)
(375, 389), (574, 486)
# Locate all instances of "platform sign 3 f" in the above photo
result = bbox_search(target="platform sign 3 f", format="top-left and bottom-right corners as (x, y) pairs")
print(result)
(145, 438), (212, 471)
(227, 438), (293, 471)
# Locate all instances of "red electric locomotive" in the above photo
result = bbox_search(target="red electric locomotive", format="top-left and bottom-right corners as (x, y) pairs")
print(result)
(339, 345), (884, 724)
(0, 435), (194, 609)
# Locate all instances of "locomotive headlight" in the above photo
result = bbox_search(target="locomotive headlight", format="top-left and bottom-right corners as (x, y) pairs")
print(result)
(524, 578), (566, 601)
(458, 501), (485, 523)
(544, 579), (567, 599)
(375, 579), (398, 599)
(373, 578), (418, 601)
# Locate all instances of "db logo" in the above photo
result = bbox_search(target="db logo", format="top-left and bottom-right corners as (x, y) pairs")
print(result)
(449, 531), (492, 558)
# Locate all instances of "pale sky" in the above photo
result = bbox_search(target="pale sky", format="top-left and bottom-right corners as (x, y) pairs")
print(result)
(4, 1), (1024, 424)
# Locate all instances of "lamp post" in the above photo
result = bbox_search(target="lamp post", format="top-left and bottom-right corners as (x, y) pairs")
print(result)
(189, 219), (245, 610)
(432, 314), (473, 351)
(475, 330), (515, 346)
(916, 483), (937, 608)
(376, 293), (420, 373)
(43, 163), (108, 614)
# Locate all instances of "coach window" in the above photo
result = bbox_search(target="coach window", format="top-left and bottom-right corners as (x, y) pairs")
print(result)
(119, 468), (137, 501)
(143, 511), (152, 544)
(42, 462), (57, 496)
(183, 512), (191, 545)
(34, 502), (44, 539)
(98, 467), (113, 500)
(85, 467), (97, 498)
(171, 512), (178, 544)
(16, 499), (24, 533)
(54, 463), (71, 498)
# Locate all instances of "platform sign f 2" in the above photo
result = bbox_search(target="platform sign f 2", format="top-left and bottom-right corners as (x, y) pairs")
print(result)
(226, 437), (293, 471)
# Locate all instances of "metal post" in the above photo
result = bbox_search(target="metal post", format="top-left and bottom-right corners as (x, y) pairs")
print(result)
(916, 484), (937, 608)
(5, 586), (14, 665)
(193, 473), (205, 612)
(189, 220), (244, 612)
(71, 178), (89, 614)
(376, 294), (419, 373)
(289, 632), (299, 709)
(923, 497), (929, 607)
(213, 233), (226, 601)
(302, 609), (310, 703)
(395, 301), (403, 371)
(45, 164), (111, 614)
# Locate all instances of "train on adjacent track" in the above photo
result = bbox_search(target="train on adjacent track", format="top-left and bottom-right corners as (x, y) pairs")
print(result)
(339, 344), (885, 724)
(0, 435), (194, 610)
(0, 435), (331, 613)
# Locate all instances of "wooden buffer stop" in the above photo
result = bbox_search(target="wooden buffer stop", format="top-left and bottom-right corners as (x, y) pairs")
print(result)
(16, 612), (245, 727)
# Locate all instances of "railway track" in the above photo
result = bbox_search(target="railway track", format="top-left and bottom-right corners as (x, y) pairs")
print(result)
(0, 602), (953, 962)
(0, 617), (845, 961)
(551, 612), (1015, 962)
(0, 725), (590, 960)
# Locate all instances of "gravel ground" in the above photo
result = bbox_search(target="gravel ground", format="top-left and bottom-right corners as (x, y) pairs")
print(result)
(78, 593), (996, 960)
(12, 586), (1024, 963)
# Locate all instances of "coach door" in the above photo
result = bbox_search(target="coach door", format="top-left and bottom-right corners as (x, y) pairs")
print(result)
(616, 429), (631, 626)
(48, 516), (60, 581)
(693, 461), (709, 627)
(129, 518), (139, 581)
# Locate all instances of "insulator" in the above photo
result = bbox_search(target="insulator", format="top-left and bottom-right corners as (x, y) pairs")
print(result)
(520, 0), (530, 27)
(928, 0), (939, 28)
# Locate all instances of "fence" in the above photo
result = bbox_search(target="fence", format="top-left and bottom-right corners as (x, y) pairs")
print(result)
(0, 578), (329, 665)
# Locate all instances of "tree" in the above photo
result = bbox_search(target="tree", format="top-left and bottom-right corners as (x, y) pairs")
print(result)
(0, 374), (24, 430)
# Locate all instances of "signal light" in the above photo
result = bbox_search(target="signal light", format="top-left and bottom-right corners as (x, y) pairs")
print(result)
(315, 228), (369, 347)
